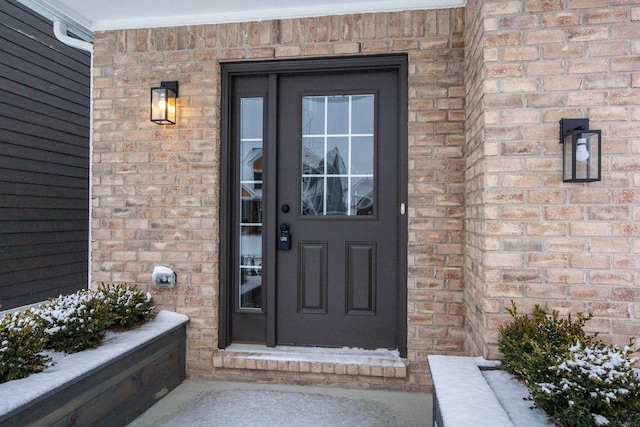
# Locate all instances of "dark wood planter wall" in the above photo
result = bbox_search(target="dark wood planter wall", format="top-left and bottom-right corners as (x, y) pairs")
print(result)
(0, 311), (188, 427)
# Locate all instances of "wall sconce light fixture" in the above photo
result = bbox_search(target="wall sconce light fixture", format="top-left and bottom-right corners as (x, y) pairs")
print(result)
(559, 118), (601, 182)
(150, 81), (179, 125)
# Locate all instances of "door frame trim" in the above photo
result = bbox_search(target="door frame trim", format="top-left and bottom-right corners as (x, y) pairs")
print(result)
(219, 54), (408, 356)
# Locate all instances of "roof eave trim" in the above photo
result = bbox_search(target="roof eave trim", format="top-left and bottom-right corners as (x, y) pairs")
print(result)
(15, 0), (93, 41)
(92, 0), (466, 31)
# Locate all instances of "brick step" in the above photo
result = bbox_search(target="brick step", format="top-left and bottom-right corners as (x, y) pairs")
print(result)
(213, 344), (407, 379)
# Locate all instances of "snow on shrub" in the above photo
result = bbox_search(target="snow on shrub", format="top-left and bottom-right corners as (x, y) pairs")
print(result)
(0, 309), (50, 383)
(532, 340), (640, 427)
(38, 290), (111, 353)
(99, 283), (154, 329)
(0, 284), (154, 383)
(499, 302), (639, 427)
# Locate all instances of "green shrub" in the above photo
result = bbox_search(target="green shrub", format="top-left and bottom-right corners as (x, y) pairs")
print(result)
(531, 340), (640, 427)
(0, 309), (50, 383)
(0, 285), (155, 383)
(499, 302), (639, 427)
(98, 283), (155, 329)
(498, 301), (594, 384)
(38, 290), (112, 353)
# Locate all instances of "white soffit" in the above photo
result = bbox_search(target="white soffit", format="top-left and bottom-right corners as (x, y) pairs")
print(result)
(17, 0), (465, 35)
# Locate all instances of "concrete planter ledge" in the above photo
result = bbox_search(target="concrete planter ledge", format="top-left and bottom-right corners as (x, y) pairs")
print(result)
(428, 355), (552, 427)
(429, 356), (512, 427)
(0, 310), (188, 426)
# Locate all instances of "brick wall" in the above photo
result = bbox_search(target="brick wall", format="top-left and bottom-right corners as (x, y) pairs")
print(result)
(91, 9), (466, 391)
(464, 0), (640, 360)
(464, 0), (491, 360)
(91, 0), (639, 390)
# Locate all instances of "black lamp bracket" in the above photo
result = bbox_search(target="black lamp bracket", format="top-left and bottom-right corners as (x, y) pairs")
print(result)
(160, 81), (179, 97)
(559, 118), (589, 144)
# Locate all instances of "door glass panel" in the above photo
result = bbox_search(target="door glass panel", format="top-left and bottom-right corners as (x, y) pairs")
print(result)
(326, 139), (348, 174)
(301, 94), (375, 216)
(327, 96), (349, 134)
(302, 96), (325, 135)
(326, 177), (348, 214)
(351, 95), (374, 134)
(241, 98), (263, 139)
(302, 176), (324, 215)
(302, 137), (324, 174)
(352, 177), (374, 216)
(351, 136), (374, 174)
(239, 97), (263, 309)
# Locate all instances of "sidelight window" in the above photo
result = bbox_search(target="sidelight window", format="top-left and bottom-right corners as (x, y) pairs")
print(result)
(239, 97), (263, 309)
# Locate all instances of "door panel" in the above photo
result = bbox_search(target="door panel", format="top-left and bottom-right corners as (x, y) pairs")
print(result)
(298, 242), (328, 313)
(276, 70), (400, 349)
(346, 242), (376, 315)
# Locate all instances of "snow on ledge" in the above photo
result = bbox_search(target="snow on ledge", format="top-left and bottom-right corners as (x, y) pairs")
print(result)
(428, 355), (514, 427)
(483, 369), (553, 427)
(226, 344), (405, 367)
(0, 310), (189, 416)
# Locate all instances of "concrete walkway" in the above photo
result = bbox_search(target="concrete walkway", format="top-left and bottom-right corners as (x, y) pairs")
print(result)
(128, 380), (432, 427)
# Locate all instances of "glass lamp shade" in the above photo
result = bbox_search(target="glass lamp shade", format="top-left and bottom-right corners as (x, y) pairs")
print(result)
(150, 85), (177, 125)
(562, 130), (601, 182)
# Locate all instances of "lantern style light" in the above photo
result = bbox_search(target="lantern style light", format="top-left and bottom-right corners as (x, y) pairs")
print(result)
(150, 81), (179, 125)
(559, 118), (601, 182)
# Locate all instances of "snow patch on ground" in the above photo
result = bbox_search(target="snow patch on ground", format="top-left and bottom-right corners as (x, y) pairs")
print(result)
(0, 310), (188, 416)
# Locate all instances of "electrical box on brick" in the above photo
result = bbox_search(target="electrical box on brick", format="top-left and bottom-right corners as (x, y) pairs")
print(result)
(152, 266), (176, 288)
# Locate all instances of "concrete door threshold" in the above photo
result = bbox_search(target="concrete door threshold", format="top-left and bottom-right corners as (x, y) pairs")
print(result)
(213, 344), (407, 378)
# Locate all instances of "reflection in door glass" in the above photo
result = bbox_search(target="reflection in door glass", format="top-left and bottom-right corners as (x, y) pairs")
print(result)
(301, 95), (374, 216)
(239, 98), (263, 309)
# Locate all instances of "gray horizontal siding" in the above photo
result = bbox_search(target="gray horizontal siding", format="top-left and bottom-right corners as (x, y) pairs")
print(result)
(0, 0), (90, 309)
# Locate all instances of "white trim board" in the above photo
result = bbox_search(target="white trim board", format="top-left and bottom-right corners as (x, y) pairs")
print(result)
(17, 0), (466, 34)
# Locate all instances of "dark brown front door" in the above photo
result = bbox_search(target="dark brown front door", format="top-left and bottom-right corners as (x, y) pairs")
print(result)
(221, 56), (407, 354)
(276, 70), (401, 349)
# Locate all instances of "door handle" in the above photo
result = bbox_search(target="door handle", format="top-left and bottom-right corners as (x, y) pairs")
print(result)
(278, 223), (291, 250)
